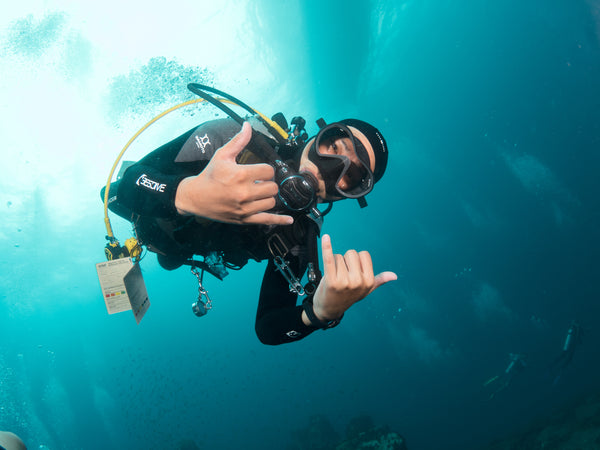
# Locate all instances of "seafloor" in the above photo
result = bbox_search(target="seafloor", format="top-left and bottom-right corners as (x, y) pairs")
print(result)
(484, 390), (600, 449)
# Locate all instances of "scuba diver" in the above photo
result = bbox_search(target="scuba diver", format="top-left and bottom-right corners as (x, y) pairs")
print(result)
(483, 353), (527, 399)
(548, 320), (583, 384)
(101, 84), (397, 345)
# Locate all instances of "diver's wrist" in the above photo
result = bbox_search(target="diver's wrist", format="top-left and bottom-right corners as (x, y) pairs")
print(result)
(174, 177), (192, 215)
(174, 176), (203, 216)
(312, 299), (341, 322)
(302, 298), (343, 329)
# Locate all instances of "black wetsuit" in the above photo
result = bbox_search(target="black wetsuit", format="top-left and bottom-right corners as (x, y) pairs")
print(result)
(105, 118), (321, 345)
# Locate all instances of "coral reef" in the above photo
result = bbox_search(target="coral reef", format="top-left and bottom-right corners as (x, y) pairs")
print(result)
(287, 414), (407, 450)
(287, 414), (341, 450)
(336, 424), (407, 450)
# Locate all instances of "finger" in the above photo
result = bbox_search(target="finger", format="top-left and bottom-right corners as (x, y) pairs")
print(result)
(358, 250), (374, 274)
(246, 180), (279, 202)
(214, 121), (252, 161)
(372, 271), (398, 291)
(334, 254), (347, 279)
(358, 250), (375, 285)
(243, 163), (276, 182)
(240, 196), (292, 218)
(343, 250), (362, 278)
(241, 212), (294, 226)
(320, 234), (336, 279)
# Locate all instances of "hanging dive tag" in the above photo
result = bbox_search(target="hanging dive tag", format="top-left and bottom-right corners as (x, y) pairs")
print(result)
(123, 262), (150, 324)
(96, 258), (134, 314)
(96, 258), (150, 323)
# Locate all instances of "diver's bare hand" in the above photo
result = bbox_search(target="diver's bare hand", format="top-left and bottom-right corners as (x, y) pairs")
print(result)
(307, 234), (397, 323)
(175, 122), (293, 225)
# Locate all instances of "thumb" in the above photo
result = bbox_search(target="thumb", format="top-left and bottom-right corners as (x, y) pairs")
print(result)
(214, 121), (252, 161)
(372, 271), (398, 291)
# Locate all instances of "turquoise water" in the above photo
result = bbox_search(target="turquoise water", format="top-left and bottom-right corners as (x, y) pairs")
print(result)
(1, 1), (599, 449)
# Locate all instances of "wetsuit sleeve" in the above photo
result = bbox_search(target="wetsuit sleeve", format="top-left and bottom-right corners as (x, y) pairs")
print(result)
(255, 258), (318, 345)
(116, 127), (202, 218)
(116, 119), (240, 219)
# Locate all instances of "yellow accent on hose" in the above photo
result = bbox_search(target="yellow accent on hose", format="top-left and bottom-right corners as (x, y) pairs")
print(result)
(103, 98), (288, 240)
(254, 111), (288, 141)
(104, 98), (204, 239)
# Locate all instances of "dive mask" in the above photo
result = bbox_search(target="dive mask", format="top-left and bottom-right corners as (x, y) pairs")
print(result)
(307, 123), (374, 199)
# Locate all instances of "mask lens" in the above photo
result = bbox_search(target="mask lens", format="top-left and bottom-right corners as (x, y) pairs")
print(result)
(313, 124), (374, 198)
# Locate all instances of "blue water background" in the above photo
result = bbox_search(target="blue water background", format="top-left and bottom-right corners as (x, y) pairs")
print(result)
(1, 1), (599, 449)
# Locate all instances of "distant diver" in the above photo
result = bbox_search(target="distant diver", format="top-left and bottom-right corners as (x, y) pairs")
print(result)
(549, 320), (583, 384)
(483, 353), (527, 399)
